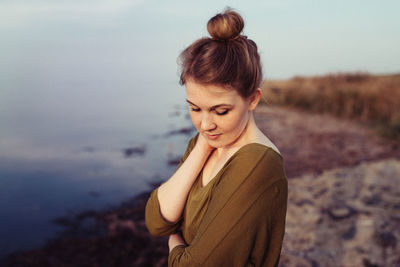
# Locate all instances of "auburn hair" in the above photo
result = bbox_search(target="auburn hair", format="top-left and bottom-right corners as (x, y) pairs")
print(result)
(178, 7), (263, 99)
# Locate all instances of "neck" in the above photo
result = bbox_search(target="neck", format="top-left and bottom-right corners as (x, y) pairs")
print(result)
(216, 111), (259, 158)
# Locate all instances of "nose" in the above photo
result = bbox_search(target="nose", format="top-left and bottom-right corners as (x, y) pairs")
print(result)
(200, 113), (216, 132)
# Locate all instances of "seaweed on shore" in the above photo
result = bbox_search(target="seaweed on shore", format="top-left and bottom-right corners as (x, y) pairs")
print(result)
(1, 182), (169, 267)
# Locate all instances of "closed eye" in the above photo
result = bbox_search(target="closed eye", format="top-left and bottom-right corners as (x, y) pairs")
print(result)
(216, 109), (229, 115)
(191, 107), (229, 115)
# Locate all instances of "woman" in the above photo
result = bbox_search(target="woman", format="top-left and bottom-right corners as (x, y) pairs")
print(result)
(145, 8), (288, 267)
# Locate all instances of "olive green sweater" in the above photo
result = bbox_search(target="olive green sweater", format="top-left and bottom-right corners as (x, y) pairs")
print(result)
(145, 133), (288, 266)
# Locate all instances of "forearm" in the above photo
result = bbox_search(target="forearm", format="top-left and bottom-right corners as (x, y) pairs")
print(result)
(157, 145), (211, 223)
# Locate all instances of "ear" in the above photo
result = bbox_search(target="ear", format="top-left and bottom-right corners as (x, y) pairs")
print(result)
(248, 88), (262, 111)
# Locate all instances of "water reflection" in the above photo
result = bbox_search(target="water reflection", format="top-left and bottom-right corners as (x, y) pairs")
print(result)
(0, 90), (195, 258)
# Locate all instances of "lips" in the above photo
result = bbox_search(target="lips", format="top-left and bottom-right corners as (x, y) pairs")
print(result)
(205, 133), (220, 136)
(205, 133), (221, 140)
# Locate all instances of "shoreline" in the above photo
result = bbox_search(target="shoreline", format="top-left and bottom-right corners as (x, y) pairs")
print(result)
(2, 105), (400, 266)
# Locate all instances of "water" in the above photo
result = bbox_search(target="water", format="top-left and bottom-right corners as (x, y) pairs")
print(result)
(0, 75), (196, 257)
(0, 2), (203, 257)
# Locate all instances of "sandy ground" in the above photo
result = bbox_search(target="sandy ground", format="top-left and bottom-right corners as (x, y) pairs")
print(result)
(281, 158), (400, 266)
(254, 105), (400, 178)
(255, 105), (400, 266)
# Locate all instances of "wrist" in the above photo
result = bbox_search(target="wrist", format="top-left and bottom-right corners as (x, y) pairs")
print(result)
(168, 233), (186, 252)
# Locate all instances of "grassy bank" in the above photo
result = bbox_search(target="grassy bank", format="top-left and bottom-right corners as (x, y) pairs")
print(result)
(260, 72), (400, 140)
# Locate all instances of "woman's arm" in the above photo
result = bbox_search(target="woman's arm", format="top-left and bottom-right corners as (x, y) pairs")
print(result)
(146, 133), (211, 236)
(168, 179), (288, 267)
(157, 133), (215, 223)
(168, 233), (186, 252)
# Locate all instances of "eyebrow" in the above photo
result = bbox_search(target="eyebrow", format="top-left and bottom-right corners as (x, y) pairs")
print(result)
(186, 99), (233, 110)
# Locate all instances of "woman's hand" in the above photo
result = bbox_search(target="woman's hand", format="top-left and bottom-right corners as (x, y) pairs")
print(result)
(195, 133), (216, 154)
(168, 233), (186, 252)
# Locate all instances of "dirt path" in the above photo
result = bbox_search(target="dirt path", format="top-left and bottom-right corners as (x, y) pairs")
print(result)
(254, 105), (400, 178)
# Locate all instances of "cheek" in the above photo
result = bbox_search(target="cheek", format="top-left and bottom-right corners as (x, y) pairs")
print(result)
(217, 115), (244, 131)
(221, 119), (238, 131)
(220, 112), (247, 131)
(189, 112), (201, 128)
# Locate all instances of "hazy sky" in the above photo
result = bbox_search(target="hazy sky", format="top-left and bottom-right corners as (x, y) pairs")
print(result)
(1, 0), (399, 80)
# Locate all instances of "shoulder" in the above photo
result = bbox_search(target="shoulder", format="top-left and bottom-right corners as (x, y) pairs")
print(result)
(179, 132), (200, 162)
(245, 143), (282, 159)
(189, 132), (200, 148)
(234, 143), (284, 172)
(183, 131), (199, 154)
(218, 144), (287, 191)
(243, 144), (286, 185)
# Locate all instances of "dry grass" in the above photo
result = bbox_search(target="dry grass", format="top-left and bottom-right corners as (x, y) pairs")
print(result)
(260, 72), (400, 140)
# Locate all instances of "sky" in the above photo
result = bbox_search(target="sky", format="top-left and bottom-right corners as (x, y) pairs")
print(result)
(0, 0), (399, 81)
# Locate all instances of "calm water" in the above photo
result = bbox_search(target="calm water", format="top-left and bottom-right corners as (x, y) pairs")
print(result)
(0, 1), (201, 256)
(0, 76), (196, 257)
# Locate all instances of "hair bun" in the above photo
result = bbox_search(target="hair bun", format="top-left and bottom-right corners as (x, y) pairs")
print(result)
(207, 8), (244, 41)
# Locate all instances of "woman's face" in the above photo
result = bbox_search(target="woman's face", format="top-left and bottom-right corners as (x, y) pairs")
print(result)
(185, 79), (256, 149)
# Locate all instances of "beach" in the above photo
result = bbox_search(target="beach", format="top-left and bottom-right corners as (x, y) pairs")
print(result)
(2, 102), (400, 266)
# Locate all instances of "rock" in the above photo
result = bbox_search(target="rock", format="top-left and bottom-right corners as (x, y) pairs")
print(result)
(123, 145), (146, 158)
(362, 258), (379, 267)
(342, 223), (357, 240)
(325, 203), (357, 220)
(373, 231), (397, 249)
(362, 194), (382, 206)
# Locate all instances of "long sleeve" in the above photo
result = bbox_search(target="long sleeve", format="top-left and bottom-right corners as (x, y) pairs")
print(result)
(168, 148), (288, 267)
(145, 133), (199, 236)
(145, 187), (183, 236)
